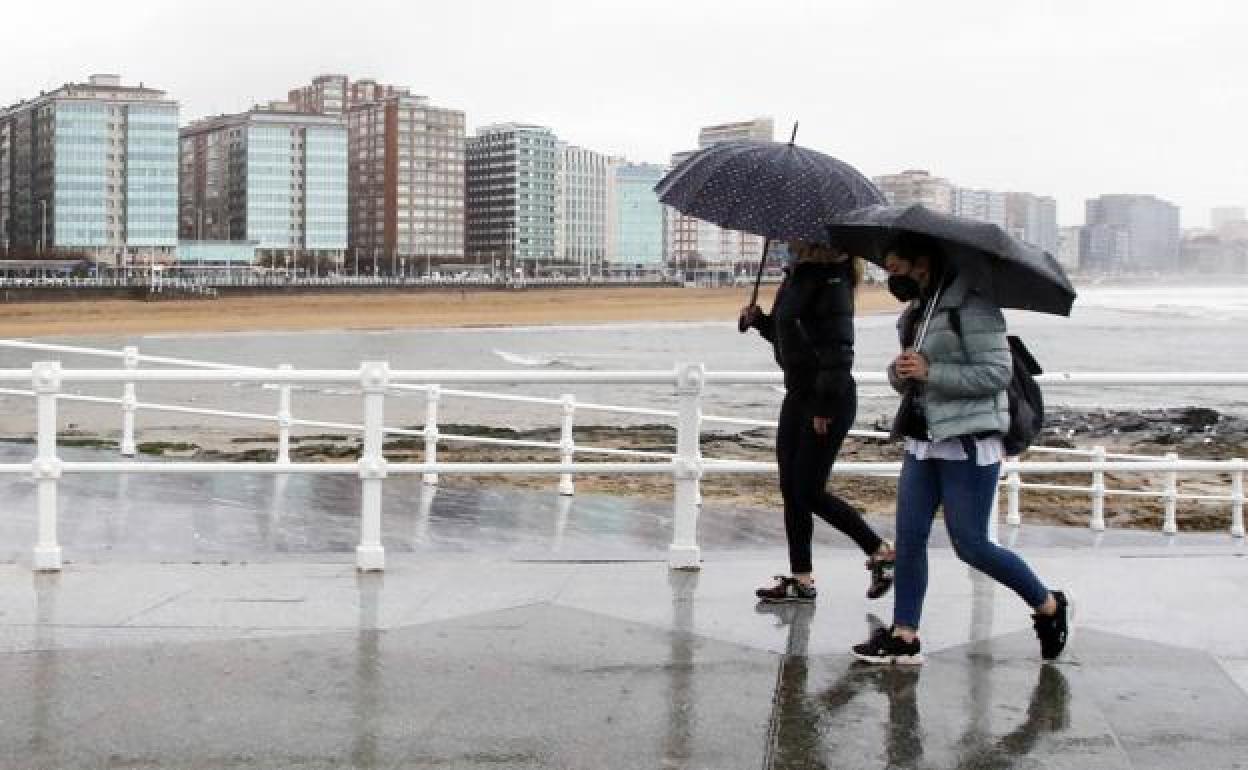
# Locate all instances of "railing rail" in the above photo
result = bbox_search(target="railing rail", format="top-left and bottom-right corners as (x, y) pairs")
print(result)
(2, 339), (1247, 573)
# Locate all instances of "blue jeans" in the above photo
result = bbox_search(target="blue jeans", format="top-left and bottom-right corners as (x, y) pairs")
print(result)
(893, 438), (1050, 630)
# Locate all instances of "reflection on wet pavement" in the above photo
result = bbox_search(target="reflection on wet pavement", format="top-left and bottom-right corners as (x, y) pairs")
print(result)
(3, 443), (1248, 767)
(3, 443), (1240, 566)
(9, 559), (1248, 768)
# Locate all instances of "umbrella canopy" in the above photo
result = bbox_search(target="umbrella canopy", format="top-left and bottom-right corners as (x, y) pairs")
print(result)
(654, 139), (885, 244)
(827, 204), (1077, 317)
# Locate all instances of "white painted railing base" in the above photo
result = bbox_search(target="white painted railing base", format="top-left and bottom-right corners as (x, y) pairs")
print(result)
(668, 545), (701, 570)
(356, 545), (385, 572)
(32, 546), (63, 572)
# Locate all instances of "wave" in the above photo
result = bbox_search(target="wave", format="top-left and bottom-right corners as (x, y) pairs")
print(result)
(492, 349), (608, 369)
(494, 350), (558, 367)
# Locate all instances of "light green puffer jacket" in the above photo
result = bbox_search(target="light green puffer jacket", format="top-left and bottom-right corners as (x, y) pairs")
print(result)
(888, 272), (1011, 442)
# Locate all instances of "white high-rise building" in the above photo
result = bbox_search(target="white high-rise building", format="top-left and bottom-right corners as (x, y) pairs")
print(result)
(952, 188), (1007, 227)
(555, 144), (620, 276)
(873, 170), (954, 213)
(1057, 225), (1082, 270)
(1006, 192), (1059, 256)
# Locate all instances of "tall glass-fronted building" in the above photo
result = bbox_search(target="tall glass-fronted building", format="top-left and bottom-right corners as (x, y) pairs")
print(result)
(0, 74), (178, 265)
(466, 124), (558, 275)
(610, 163), (666, 272)
(179, 106), (347, 266)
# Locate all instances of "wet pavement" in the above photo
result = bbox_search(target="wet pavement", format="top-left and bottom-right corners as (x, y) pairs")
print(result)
(2, 446), (1248, 767)
(2, 443), (1242, 565)
(2, 543), (1248, 768)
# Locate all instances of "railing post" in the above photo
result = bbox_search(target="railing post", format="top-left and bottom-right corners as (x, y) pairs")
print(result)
(1163, 451), (1179, 535)
(120, 345), (138, 457)
(1090, 446), (1107, 531)
(32, 362), (63, 571)
(1006, 469), (1022, 527)
(695, 410), (704, 508)
(356, 361), (389, 571)
(558, 394), (576, 496)
(422, 385), (440, 486)
(669, 363), (704, 570)
(277, 363), (292, 466)
(1231, 458), (1244, 538)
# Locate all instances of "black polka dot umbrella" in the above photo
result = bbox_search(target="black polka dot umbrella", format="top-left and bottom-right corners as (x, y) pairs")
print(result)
(655, 133), (884, 321)
(655, 137), (884, 242)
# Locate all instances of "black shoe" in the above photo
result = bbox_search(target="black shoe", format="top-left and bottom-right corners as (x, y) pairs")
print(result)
(866, 554), (895, 600)
(852, 626), (924, 666)
(1033, 590), (1073, 661)
(755, 575), (816, 603)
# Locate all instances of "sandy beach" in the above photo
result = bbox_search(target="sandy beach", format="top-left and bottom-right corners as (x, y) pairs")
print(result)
(0, 285), (901, 337)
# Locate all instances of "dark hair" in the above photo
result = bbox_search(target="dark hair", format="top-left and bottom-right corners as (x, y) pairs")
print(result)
(793, 243), (864, 288)
(886, 232), (946, 268)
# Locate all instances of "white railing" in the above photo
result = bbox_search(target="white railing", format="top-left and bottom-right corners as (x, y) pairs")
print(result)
(1, 340), (1246, 571)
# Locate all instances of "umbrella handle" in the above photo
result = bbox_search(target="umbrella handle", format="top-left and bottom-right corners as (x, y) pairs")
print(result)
(739, 237), (772, 333)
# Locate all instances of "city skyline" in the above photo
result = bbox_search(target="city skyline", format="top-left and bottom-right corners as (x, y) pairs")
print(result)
(1, 0), (1241, 229)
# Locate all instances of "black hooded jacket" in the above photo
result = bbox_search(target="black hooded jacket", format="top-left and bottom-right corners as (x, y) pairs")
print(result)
(752, 260), (856, 416)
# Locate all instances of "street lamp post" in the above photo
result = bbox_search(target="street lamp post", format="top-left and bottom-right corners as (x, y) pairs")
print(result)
(372, 247), (377, 277)
(196, 208), (204, 274)
(39, 199), (47, 255)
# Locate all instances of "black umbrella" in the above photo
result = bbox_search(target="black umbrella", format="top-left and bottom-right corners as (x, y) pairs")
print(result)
(827, 203), (1077, 317)
(654, 128), (885, 328)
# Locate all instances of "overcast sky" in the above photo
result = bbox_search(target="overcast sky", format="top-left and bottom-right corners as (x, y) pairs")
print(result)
(2, 0), (1242, 227)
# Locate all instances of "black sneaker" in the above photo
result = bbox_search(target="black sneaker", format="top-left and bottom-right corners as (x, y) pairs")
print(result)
(1033, 590), (1073, 661)
(852, 626), (924, 666)
(754, 575), (816, 603)
(866, 554), (895, 600)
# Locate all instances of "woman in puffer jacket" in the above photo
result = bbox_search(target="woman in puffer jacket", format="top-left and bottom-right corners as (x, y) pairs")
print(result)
(741, 241), (896, 604)
(851, 232), (1071, 666)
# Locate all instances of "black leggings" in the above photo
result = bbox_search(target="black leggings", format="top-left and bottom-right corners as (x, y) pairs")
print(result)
(776, 389), (883, 574)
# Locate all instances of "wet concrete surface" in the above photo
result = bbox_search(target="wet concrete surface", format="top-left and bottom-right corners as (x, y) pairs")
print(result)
(1, 550), (1247, 769)
(2, 443), (1244, 565)
(3, 444), (1248, 767)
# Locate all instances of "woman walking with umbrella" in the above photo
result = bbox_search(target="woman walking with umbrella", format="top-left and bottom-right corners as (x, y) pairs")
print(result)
(654, 131), (896, 604)
(826, 208), (1075, 665)
(741, 243), (897, 603)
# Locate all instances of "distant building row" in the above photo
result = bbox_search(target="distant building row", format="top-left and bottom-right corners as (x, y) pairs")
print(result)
(872, 169), (1188, 274)
(2, 74), (1206, 276)
(0, 74), (671, 274)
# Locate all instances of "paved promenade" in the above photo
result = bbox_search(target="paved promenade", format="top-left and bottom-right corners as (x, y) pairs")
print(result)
(1, 455), (1247, 767)
(3, 537), (1247, 768)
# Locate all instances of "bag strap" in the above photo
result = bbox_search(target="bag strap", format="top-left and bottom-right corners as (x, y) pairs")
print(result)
(947, 308), (970, 360)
